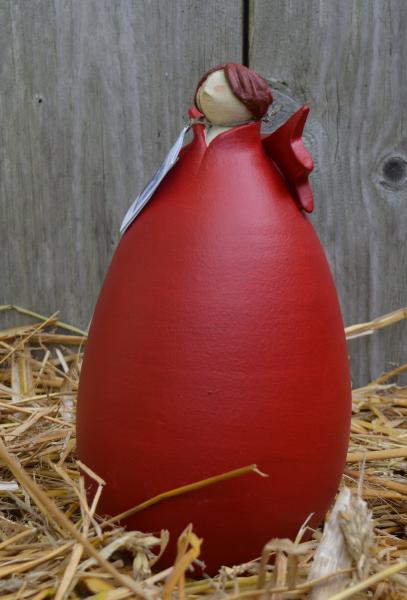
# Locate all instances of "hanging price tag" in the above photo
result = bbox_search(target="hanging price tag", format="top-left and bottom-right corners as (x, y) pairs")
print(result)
(120, 123), (195, 235)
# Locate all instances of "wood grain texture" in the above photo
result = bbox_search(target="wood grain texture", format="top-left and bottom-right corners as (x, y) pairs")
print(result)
(250, 0), (407, 386)
(0, 0), (242, 328)
(2, 0), (405, 386)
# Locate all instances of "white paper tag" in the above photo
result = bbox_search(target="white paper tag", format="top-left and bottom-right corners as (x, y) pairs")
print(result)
(120, 125), (191, 235)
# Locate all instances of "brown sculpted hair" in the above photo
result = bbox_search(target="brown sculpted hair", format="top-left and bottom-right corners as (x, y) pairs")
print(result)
(195, 63), (273, 119)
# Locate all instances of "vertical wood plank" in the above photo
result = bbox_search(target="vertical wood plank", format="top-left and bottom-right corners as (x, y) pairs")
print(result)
(250, 0), (407, 385)
(0, 0), (242, 328)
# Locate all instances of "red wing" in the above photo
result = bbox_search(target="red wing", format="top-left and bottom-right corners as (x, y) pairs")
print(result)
(262, 106), (314, 213)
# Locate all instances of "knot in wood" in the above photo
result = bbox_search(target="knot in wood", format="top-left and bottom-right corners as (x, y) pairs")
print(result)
(379, 154), (407, 190)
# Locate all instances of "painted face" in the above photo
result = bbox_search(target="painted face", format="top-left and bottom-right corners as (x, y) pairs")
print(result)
(196, 70), (253, 126)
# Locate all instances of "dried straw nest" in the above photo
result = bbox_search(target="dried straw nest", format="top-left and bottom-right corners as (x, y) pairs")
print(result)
(0, 304), (406, 600)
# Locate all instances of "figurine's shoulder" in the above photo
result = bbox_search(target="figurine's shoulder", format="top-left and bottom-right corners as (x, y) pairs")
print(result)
(262, 106), (314, 213)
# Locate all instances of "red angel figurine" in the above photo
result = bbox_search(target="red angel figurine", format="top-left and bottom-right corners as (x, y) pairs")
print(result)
(77, 63), (351, 573)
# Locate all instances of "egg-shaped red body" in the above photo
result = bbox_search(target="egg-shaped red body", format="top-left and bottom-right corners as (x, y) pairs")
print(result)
(77, 115), (351, 573)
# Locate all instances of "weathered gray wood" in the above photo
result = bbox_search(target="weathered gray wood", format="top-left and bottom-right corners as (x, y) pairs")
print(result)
(0, 0), (242, 328)
(2, 0), (405, 386)
(250, 0), (407, 386)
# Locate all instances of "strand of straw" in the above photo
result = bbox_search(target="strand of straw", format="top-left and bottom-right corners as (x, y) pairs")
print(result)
(327, 561), (407, 600)
(104, 464), (267, 526)
(347, 447), (407, 462)
(344, 307), (407, 339)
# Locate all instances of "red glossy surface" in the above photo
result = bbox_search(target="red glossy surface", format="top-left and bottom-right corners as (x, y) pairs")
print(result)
(76, 107), (351, 574)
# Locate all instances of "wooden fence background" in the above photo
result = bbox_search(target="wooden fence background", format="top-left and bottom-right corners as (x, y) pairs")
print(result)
(1, 0), (406, 387)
